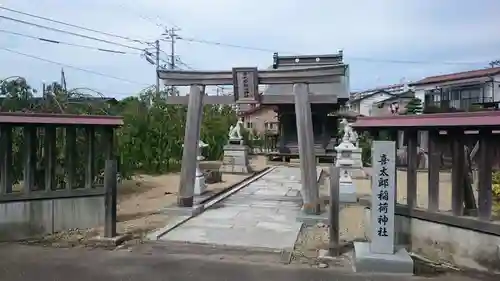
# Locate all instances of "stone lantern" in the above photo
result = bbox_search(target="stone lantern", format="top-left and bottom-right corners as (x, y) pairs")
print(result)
(335, 119), (363, 203)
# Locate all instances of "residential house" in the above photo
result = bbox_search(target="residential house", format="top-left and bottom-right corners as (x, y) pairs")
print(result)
(238, 105), (279, 135)
(348, 83), (410, 116)
(370, 90), (415, 116)
(410, 67), (500, 110)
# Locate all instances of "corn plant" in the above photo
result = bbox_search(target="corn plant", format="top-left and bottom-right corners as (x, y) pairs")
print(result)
(0, 78), (237, 182)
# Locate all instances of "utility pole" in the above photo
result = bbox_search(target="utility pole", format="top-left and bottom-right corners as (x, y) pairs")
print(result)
(170, 28), (176, 71)
(155, 39), (160, 100)
(164, 27), (180, 96)
(42, 81), (46, 98)
(60, 68), (67, 92)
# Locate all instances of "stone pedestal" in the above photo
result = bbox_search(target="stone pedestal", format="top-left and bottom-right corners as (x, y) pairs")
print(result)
(352, 242), (414, 274)
(219, 143), (252, 174)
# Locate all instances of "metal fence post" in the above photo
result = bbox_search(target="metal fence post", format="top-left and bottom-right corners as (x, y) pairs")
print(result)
(104, 160), (117, 238)
(329, 165), (341, 256)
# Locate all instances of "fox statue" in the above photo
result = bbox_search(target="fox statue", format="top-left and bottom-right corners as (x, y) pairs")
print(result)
(228, 119), (244, 139)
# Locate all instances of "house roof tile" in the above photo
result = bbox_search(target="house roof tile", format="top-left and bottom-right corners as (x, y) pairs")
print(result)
(410, 67), (500, 86)
(349, 90), (394, 103)
(351, 83), (405, 95)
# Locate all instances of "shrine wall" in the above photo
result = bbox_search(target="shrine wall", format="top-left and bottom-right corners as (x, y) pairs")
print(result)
(363, 207), (500, 273)
(0, 197), (104, 241)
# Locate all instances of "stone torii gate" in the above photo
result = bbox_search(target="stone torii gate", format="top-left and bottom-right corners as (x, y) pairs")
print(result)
(158, 64), (347, 215)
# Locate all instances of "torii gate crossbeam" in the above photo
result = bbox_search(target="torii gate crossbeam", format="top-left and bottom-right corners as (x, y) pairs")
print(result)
(158, 64), (348, 215)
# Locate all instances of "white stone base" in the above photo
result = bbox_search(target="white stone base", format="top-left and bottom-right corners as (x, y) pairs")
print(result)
(339, 182), (357, 203)
(352, 242), (414, 274)
(219, 144), (252, 174)
(350, 168), (367, 179)
(194, 173), (206, 196)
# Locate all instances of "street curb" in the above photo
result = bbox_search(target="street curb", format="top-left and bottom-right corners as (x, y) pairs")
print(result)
(203, 166), (276, 210)
(88, 233), (133, 247)
(143, 240), (294, 264)
(146, 215), (192, 241)
(198, 167), (270, 205)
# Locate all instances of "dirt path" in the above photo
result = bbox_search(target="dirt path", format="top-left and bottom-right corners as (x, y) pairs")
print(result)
(356, 170), (455, 211)
(292, 168), (459, 264)
(115, 156), (268, 235)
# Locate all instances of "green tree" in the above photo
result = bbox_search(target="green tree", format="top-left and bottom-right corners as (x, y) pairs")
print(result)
(402, 97), (423, 115)
(0, 77), (36, 111)
(0, 77), (238, 181)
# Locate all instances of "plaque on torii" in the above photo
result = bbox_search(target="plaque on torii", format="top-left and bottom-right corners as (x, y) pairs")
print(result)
(232, 67), (260, 104)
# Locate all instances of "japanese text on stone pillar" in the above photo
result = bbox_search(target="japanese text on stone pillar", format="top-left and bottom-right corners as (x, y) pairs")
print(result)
(376, 153), (390, 237)
(371, 141), (396, 254)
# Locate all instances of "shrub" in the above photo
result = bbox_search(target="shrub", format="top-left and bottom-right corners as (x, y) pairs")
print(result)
(493, 171), (500, 199)
(0, 78), (238, 179)
(402, 97), (423, 115)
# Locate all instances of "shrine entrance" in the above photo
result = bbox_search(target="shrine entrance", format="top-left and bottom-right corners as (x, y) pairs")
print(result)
(265, 54), (350, 162)
(158, 53), (349, 214)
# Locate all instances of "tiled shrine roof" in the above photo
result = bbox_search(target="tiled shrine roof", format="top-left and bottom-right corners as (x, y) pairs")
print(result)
(0, 112), (123, 126)
(353, 111), (500, 129)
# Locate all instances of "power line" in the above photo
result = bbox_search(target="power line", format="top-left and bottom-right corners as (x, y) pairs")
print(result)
(175, 58), (226, 92)
(0, 15), (147, 52)
(145, 46), (171, 58)
(114, 2), (181, 30)
(1, 6), (489, 67)
(345, 56), (487, 66)
(0, 29), (140, 55)
(179, 37), (296, 54)
(0, 46), (150, 86)
(0, 5), (151, 44)
(179, 36), (489, 66)
(115, 3), (164, 29)
(174, 57), (195, 70)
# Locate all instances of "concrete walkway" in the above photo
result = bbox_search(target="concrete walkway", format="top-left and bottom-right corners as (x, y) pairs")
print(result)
(159, 167), (321, 252)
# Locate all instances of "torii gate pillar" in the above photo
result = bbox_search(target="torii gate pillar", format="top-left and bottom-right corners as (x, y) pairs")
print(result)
(178, 85), (204, 206)
(158, 65), (347, 214)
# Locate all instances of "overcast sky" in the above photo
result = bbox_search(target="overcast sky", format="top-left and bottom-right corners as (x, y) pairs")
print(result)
(0, 0), (499, 98)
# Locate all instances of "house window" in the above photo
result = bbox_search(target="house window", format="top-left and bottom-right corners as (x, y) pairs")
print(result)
(424, 89), (441, 107)
(265, 122), (277, 130)
(246, 122), (253, 129)
(460, 87), (482, 108)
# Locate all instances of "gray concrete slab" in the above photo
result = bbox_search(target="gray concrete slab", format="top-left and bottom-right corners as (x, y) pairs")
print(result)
(352, 242), (414, 274)
(160, 167), (308, 251)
